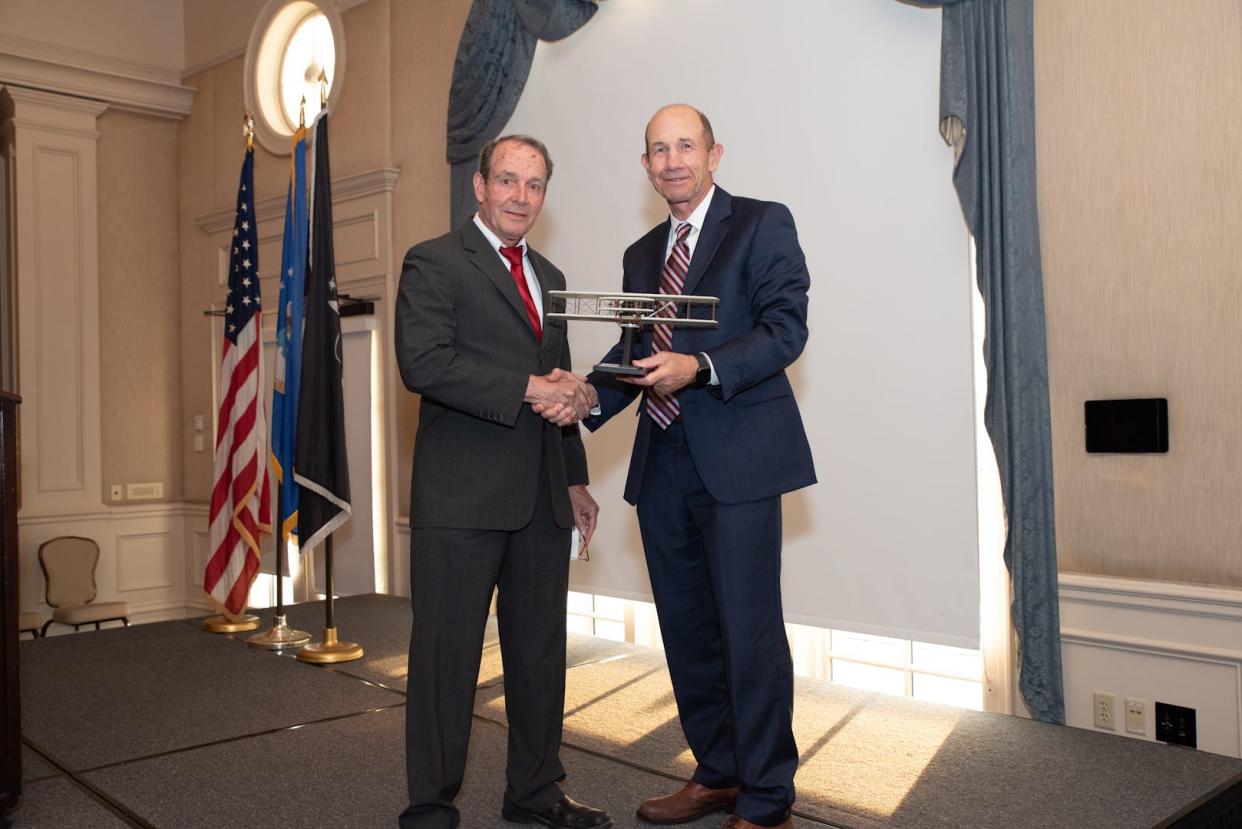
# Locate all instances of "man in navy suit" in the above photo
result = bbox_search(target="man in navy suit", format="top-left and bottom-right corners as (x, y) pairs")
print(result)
(584, 105), (816, 829)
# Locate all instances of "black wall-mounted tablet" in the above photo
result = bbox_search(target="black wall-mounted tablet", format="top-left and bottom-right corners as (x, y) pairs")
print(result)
(1084, 398), (1168, 453)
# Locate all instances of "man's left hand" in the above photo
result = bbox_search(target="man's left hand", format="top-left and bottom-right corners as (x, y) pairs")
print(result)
(621, 351), (698, 396)
(568, 484), (599, 548)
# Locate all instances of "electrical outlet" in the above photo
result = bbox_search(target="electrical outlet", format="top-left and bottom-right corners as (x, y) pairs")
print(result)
(1125, 698), (1146, 735)
(1155, 702), (1196, 748)
(1093, 691), (1117, 730)
(109, 484), (123, 502)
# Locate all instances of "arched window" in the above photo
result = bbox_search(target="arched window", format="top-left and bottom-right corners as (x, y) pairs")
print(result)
(244, 0), (346, 154)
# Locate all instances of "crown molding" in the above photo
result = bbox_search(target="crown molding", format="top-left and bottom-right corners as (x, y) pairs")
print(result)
(0, 32), (195, 119)
(195, 167), (401, 234)
(182, 47), (247, 82)
(0, 86), (107, 143)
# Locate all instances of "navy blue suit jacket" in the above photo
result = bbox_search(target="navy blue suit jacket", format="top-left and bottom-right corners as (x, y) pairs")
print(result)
(585, 188), (816, 505)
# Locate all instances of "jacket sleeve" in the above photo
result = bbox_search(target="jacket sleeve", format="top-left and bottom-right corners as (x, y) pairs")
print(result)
(704, 203), (810, 401)
(394, 243), (529, 426)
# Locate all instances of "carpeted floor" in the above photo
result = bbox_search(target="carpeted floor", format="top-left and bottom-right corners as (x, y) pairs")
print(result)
(13, 594), (1242, 828)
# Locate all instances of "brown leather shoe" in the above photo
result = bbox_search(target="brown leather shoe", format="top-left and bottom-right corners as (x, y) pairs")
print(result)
(720, 816), (793, 829)
(636, 782), (739, 824)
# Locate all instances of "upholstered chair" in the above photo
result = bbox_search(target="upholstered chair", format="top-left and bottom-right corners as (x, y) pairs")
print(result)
(37, 536), (131, 636)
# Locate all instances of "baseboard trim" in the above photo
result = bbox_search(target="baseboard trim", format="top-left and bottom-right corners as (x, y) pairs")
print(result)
(1060, 572), (1242, 757)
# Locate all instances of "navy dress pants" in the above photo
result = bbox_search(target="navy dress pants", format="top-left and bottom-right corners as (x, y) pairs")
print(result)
(636, 420), (797, 826)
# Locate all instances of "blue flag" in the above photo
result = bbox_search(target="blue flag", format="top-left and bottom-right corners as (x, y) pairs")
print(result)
(271, 128), (309, 548)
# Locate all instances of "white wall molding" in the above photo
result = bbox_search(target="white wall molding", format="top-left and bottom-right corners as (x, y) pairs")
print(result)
(0, 33), (194, 119)
(1061, 572), (1242, 623)
(1060, 572), (1242, 757)
(3, 86), (104, 514)
(116, 530), (175, 592)
(194, 167), (400, 236)
(19, 501), (212, 629)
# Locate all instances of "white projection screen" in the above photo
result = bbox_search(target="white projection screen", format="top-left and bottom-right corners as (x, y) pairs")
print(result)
(504, 0), (981, 648)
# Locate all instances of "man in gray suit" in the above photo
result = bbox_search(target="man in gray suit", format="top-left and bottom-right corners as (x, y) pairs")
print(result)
(395, 135), (611, 829)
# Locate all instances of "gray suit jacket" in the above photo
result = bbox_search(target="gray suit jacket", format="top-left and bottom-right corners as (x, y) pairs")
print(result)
(395, 221), (587, 531)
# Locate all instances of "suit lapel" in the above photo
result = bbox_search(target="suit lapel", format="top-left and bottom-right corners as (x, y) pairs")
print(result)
(681, 188), (732, 298)
(461, 222), (538, 341)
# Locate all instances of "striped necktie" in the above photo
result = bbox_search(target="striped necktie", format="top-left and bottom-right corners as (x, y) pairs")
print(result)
(646, 221), (692, 429)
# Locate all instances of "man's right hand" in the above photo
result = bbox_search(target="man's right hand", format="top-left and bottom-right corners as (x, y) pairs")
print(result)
(525, 369), (595, 426)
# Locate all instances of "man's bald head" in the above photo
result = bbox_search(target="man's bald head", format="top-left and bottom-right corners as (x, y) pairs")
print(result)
(644, 104), (715, 153)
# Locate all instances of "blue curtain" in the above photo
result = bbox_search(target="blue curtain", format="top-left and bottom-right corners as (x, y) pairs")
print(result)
(917, 0), (1065, 724)
(446, 0), (598, 229)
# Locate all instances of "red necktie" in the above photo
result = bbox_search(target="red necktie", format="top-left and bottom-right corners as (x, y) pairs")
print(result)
(499, 245), (542, 341)
(647, 222), (692, 429)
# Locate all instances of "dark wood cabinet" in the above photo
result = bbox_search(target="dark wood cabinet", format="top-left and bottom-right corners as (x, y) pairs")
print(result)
(0, 391), (20, 823)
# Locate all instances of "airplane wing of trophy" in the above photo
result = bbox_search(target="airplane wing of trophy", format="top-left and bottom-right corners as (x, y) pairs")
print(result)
(547, 291), (719, 376)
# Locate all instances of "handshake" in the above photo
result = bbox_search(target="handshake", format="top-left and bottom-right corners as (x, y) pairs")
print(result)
(525, 368), (598, 427)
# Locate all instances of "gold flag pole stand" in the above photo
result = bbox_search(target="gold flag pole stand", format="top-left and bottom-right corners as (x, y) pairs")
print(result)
(202, 613), (261, 634)
(297, 535), (362, 664)
(203, 111), (265, 640)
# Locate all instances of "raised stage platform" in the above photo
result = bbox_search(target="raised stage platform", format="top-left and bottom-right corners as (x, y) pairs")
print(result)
(14, 594), (1242, 828)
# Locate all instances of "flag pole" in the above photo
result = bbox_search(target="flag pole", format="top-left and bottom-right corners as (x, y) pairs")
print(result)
(295, 89), (361, 664)
(297, 535), (361, 663)
(247, 479), (311, 649)
(202, 110), (266, 636)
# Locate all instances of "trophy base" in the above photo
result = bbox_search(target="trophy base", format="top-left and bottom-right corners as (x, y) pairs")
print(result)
(594, 362), (646, 377)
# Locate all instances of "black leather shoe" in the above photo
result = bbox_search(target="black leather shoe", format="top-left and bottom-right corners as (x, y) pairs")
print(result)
(502, 794), (613, 828)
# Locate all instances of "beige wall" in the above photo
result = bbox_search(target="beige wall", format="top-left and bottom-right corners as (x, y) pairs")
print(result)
(1035, 0), (1242, 586)
(98, 110), (183, 502)
(177, 0), (469, 504)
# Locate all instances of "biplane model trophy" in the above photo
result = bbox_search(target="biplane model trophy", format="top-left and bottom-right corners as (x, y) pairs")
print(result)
(547, 291), (719, 375)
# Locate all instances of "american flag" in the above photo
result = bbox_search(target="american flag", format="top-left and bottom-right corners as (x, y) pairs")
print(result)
(205, 148), (271, 618)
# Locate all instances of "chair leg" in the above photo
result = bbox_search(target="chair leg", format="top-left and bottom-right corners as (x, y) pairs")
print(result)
(40, 621), (52, 637)
(94, 622), (100, 631)
(122, 617), (130, 627)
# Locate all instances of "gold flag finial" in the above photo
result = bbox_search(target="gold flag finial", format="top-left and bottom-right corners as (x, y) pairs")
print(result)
(243, 110), (256, 151)
(299, 95), (306, 129)
(318, 69), (329, 108)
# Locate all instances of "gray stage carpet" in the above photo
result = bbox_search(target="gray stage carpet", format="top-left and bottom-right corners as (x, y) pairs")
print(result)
(12, 594), (1240, 828)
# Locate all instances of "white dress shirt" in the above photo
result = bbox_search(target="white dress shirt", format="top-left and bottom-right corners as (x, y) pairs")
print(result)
(663, 184), (716, 262)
